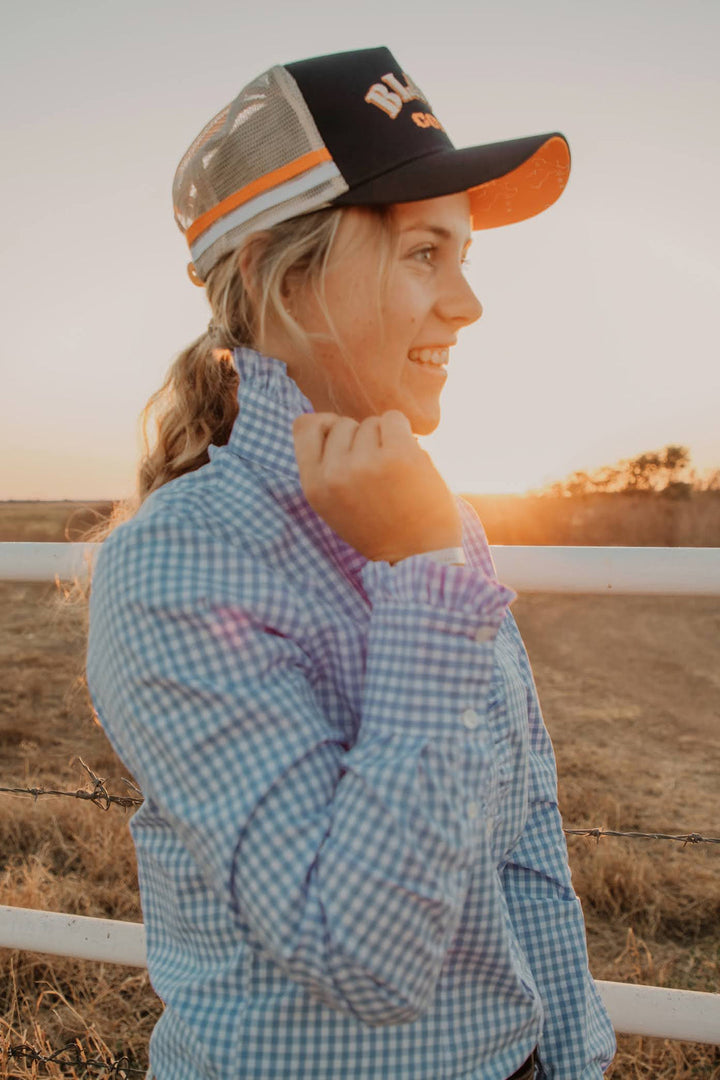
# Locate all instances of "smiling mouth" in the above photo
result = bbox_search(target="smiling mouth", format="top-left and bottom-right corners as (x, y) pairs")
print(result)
(407, 346), (449, 369)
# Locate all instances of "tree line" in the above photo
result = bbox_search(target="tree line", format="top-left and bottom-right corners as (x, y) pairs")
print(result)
(536, 445), (720, 499)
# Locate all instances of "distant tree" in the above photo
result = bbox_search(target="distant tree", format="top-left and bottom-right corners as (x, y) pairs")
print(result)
(564, 471), (593, 497)
(699, 468), (720, 492)
(646, 444), (691, 494)
(622, 450), (663, 492)
(590, 465), (623, 492)
(661, 444), (690, 477)
(538, 444), (696, 497)
(663, 481), (693, 500)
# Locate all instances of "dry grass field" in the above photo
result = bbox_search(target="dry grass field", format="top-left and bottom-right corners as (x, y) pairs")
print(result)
(462, 491), (720, 548)
(1, 502), (719, 1078)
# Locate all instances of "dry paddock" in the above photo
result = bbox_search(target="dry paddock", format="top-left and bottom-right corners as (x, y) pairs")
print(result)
(1, 563), (719, 1077)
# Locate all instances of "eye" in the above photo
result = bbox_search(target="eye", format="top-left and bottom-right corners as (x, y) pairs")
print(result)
(410, 244), (472, 268)
(412, 245), (436, 264)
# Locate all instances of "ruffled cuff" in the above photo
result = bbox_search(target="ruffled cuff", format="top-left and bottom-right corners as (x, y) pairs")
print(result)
(361, 554), (516, 626)
(357, 557), (516, 739)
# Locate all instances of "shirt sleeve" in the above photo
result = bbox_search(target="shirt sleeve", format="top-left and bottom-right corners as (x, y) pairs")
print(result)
(87, 515), (516, 1029)
(499, 629), (617, 1077)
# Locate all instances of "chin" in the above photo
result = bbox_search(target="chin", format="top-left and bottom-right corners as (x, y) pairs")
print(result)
(408, 411), (441, 436)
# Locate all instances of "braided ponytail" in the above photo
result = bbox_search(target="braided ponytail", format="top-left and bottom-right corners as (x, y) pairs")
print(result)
(137, 334), (240, 500)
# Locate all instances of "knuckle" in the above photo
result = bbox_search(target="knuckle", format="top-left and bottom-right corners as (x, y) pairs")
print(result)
(323, 463), (348, 494)
(382, 409), (409, 426)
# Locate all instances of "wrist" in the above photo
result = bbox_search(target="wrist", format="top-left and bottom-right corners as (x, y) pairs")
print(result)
(392, 546), (466, 567)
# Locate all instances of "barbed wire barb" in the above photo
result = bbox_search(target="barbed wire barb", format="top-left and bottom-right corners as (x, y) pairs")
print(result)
(0, 758), (143, 812)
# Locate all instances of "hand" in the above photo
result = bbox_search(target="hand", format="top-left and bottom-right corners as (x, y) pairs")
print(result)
(292, 410), (463, 564)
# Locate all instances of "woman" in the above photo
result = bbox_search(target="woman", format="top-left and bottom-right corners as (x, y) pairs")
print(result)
(87, 46), (615, 1080)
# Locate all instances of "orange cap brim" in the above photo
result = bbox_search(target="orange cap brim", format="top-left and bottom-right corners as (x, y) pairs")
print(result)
(468, 134), (570, 229)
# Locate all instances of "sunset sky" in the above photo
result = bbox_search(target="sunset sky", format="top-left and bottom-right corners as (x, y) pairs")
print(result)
(2, 0), (718, 499)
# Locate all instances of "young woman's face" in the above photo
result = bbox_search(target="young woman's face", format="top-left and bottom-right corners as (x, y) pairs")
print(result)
(268, 192), (482, 435)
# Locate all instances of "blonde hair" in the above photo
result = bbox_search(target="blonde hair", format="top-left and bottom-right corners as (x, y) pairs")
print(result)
(123, 203), (396, 519)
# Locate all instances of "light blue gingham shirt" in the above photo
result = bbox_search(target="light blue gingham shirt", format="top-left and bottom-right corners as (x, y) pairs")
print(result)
(87, 346), (615, 1079)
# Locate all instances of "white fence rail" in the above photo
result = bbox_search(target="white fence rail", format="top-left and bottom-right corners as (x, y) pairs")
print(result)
(2, 541), (720, 594)
(2, 542), (719, 1047)
(0, 905), (718, 1044)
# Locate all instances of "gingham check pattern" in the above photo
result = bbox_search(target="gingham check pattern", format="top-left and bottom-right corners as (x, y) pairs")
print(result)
(87, 347), (615, 1079)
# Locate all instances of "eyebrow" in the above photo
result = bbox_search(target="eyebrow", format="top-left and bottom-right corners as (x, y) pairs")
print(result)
(402, 224), (472, 248)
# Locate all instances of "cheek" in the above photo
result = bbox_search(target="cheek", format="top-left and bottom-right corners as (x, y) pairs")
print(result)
(346, 308), (388, 353)
(328, 275), (378, 338)
(328, 270), (425, 360)
(385, 277), (429, 327)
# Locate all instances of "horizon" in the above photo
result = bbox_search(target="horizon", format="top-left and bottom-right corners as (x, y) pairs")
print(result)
(3, 0), (719, 500)
(5, 462), (717, 506)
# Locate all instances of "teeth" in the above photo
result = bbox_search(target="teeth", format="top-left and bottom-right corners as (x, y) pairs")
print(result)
(408, 347), (448, 366)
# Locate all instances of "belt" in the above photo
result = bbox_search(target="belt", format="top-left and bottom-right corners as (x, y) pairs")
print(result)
(147, 1051), (538, 1080)
(506, 1048), (537, 1080)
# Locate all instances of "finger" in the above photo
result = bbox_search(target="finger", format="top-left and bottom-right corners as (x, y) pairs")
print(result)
(351, 415), (383, 459)
(378, 409), (415, 450)
(293, 413), (340, 466)
(321, 416), (360, 462)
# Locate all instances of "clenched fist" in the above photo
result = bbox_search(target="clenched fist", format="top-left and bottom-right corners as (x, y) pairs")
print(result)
(292, 410), (463, 565)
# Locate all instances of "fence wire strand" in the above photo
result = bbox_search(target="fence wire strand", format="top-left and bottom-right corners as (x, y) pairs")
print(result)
(564, 827), (720, 846)
(2, 1040), (145, 1078)
(0, 759), (143, 811)
(1, 760), (718, 846)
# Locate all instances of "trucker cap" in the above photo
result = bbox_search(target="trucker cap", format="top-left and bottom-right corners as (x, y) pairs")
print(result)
(173, 46), (571, 284)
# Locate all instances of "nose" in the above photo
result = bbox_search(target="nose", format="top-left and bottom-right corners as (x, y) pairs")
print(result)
(437, 268), (483, 329)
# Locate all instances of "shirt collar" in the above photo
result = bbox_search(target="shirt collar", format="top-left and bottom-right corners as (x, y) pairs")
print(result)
(226, 345), (369, 582)
(227, 345), (315, 477)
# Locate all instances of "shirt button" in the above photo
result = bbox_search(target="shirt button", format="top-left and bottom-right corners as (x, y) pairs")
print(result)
(467, 801), (480, 819)
(474, 626), (494, 643)
(461, 708), (481, 730)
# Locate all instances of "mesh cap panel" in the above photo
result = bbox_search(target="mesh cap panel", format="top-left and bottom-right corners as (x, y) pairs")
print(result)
(173, 66), (348, 280)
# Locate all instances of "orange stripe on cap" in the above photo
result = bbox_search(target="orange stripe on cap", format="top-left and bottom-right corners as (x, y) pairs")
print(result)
(185, 148), (334, 246)
(469, 135), (570, 229)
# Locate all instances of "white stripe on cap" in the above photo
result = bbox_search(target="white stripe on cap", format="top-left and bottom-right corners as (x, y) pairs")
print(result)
(189, 160), (345, 262)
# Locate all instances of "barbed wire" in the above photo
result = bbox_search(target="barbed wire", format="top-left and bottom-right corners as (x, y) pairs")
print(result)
(0, 759), (143, 811)
(1, 760), (718, 846)
(565, 827), (720, 846)
(2, 1040), (145, 1078)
